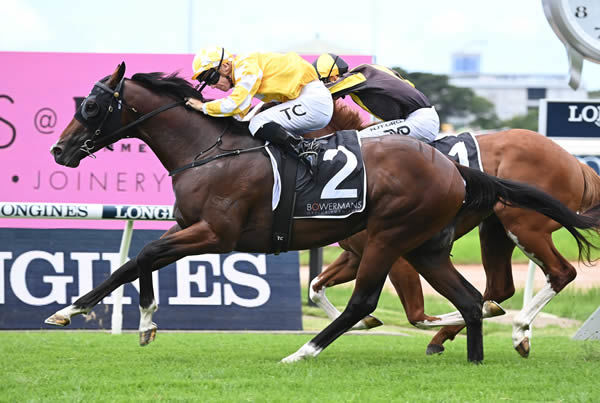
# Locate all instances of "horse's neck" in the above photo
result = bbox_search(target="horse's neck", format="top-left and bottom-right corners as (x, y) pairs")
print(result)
(127, 86), (258, 172)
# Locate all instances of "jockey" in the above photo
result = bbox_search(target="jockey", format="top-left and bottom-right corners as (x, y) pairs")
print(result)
(186, 47), (334, 170)
(312, 53), (440, 143)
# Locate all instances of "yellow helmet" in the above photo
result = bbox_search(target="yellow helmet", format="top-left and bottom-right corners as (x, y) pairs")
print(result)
(191, 46), (233, 81)
(312, 53), (349, 81)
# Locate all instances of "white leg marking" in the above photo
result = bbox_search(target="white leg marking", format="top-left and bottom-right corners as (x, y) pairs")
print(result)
(309, 277), (341, 320)
(414, 301), (505, 328)
(309, 277), (369, 330)
(139, 300), (158, 332)
(507, 231), (544, 268)
(44, 304), (89, 325)
(512, 280), (556, 348)
(58, 304), (89, 318)
(280, 342), (323, 363)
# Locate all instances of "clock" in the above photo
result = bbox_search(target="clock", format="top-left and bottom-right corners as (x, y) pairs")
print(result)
(543, 0), (600, 89)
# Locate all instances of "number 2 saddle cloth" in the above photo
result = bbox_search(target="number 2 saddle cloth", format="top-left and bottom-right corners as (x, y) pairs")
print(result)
(264, 130), (482, 219)
(266, 130), (366, 219)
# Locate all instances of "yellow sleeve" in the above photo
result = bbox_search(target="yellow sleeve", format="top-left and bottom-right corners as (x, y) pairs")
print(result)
(203, 56), (263, 118)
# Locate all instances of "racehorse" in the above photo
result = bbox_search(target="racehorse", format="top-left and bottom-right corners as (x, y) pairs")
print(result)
(46, 63), (599, 364)
(308, 111), (600, 358)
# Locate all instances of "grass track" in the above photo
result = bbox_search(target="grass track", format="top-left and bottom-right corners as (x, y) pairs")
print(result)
(2, 331), (599, 402)
(300, 228), (600, 266)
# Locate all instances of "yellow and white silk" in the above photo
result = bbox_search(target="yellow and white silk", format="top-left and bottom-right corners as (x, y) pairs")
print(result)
(202, 52), (318, 119)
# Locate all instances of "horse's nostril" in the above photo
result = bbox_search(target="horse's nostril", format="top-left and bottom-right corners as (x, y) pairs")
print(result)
(51, 146), (62, 156)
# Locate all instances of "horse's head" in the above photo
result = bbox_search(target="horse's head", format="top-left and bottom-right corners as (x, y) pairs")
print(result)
(51, 62), (127, 167)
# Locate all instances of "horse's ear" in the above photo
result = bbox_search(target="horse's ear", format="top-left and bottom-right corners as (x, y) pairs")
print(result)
(107, 62), (126, 87)
(117, 61), (126, 79)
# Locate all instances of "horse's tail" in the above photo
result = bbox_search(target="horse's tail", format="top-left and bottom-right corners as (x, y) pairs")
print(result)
(579, 162), (600, 212)
(456, 164), (599, 264)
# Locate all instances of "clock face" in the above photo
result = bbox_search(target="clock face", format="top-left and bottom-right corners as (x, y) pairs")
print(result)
(566, 0), (600, 47)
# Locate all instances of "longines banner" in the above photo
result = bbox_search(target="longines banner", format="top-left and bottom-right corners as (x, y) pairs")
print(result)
(0, 228), (302, 330)
(540, 99), (600, 138)
(538, 99), (600, 172)
(0, 51), (372, 230)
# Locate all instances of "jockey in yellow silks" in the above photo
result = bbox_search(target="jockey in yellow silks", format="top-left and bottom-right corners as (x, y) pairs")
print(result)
(313, 53), (440, 143)
(186, 47), (333, 170)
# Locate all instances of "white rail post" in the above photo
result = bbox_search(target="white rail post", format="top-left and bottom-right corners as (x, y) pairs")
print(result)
(111, 219), (134, 335)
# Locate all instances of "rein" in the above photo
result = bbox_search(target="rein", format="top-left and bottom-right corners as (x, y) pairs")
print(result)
(168, 121), (266, 176)
(102, 99), (186, 146)
(79, 77), (266, 176)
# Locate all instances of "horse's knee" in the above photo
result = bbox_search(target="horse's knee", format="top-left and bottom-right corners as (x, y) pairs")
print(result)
(346, 299), (377, 319)
(406, 308), (427, 325)
(548, 264), (577, 292)
(462, 304), (483, 325)
(484, 284), (515, 303)
(136, 240), (165, 269)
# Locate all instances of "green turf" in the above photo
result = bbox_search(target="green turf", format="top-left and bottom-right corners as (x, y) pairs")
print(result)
(3, 287), (598, 402)
(1, 331), (598, 402)
(300, 228), (600, 266)
(303, 285), (600, 328)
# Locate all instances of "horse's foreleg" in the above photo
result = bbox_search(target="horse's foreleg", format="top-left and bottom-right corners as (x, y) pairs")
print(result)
(309, 250), (357, 319)
(407, 245), (484, 364)
(426, 215), (515, 354)
(309, 250), (383, 330)
(282, 239), (395, 363)
(387, 257), (441, 325)
(45, 259), (140, 326)
(495, 208), (575, 358)
(44, 224), (181, 328)
(133, 220), (237, 346)
(506, 231), (575, 358)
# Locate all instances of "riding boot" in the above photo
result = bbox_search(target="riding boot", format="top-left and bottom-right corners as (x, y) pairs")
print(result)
(254, 122), (318, 172)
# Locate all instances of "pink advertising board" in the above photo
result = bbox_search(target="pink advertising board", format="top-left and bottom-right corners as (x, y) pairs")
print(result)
(0, 51), (372, 229)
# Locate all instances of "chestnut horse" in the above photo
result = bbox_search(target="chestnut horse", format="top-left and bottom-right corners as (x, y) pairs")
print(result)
(309, 107), (600, 358)
(46, 63), (598, 364)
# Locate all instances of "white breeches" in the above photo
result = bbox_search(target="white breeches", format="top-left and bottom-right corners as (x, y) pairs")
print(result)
(359, 106), (440, 143)
(248, 80), (334, 135)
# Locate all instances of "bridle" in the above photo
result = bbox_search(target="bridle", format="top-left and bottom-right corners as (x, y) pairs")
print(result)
(74, 77), (184, 158)
(73, 75), (265, 176)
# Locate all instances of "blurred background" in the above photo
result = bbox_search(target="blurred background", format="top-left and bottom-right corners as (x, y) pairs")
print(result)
(2, 0), (599, 133)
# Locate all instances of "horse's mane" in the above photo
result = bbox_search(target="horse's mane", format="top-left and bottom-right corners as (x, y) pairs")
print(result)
(329, 100), (369, 131)
(131, 72), (205, 101)
(130, 72), (249, 132)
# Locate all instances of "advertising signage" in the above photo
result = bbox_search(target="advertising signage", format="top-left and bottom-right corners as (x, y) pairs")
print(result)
(539, 99), (600, 156)
(0, 51), (372, 230)
(0, 228), (302, 330)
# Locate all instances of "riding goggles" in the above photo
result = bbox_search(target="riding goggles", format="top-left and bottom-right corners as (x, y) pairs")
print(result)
(196, 47), (225, 86)
(197, 68), (221, 85)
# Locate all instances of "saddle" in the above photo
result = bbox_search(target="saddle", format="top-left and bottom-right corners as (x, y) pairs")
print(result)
(268, 130), (366, 253)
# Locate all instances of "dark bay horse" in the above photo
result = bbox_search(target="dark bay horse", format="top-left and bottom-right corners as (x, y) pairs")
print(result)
(309, 111), (600, 358)
(46, 63), (599, 364)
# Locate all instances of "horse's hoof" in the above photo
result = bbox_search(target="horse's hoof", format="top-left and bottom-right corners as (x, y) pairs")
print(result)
(470, 360), (483, 365)
(362, 315), (384, 329)
(426, 344), (445, 355)
(44, 314), (70, 327)
(139, 323), (157, 346)
(483, 300), (506, 318)
(515, 337), (530, 358)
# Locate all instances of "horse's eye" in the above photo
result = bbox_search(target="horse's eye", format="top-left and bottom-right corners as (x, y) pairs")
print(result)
(85, 101), (99, 114)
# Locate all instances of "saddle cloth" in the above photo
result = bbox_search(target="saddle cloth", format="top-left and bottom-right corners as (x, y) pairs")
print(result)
(430, 132), (483, 171)
(267, 130), (366, 219)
